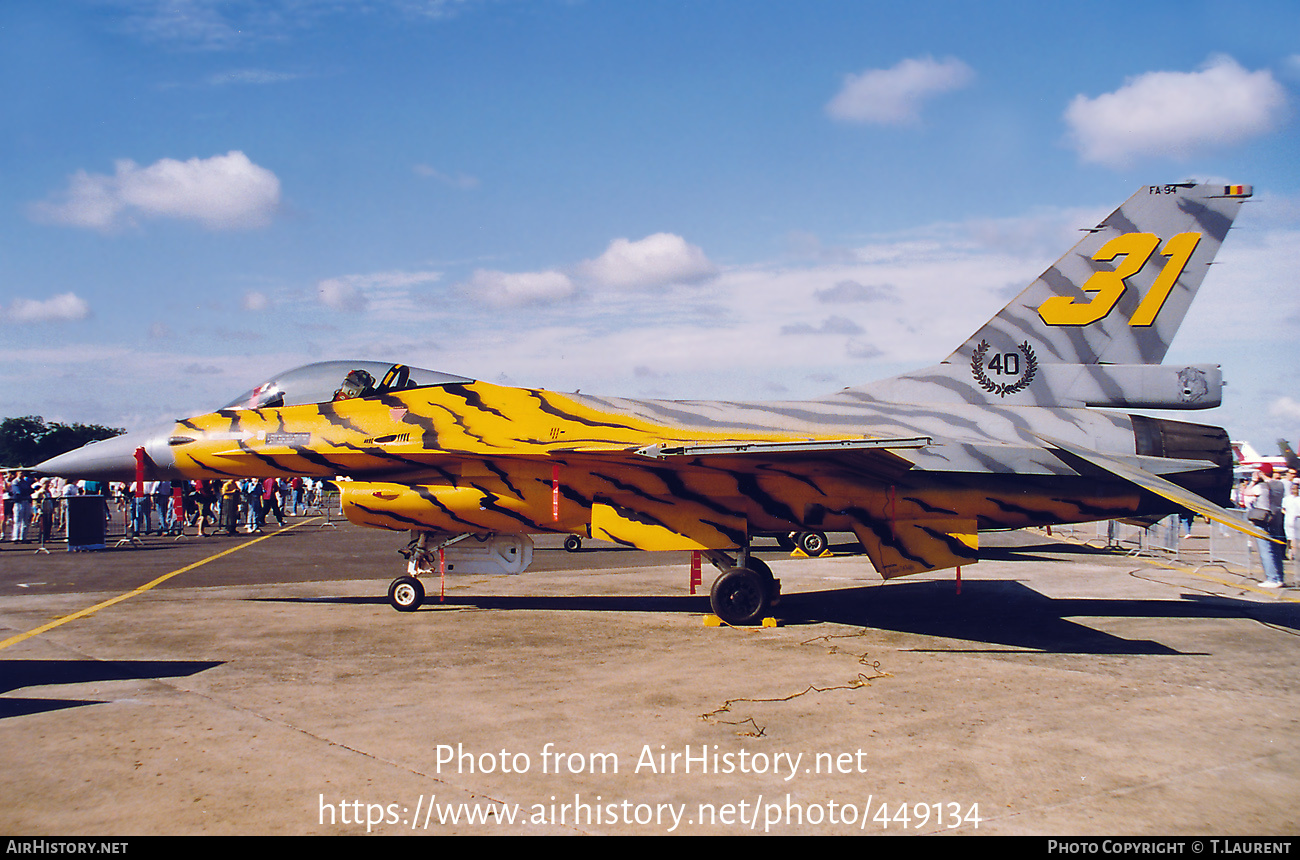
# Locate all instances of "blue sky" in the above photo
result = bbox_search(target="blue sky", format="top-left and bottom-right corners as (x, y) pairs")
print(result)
(1, 0), (1297, 451)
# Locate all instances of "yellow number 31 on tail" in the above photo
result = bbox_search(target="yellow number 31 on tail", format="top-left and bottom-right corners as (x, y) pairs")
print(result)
(1037, 232), (1202, 327)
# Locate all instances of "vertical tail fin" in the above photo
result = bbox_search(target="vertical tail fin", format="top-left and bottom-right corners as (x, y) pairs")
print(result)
(851, 184), (1251, 408)
(948, 183), (1251, 367)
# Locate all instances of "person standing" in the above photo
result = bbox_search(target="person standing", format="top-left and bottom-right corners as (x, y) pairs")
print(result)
(1, 471), (11, 542)
(194, 480), (216, 537)
(261, 477), (285, 527)
(1246, 465), (1286, 588)
(35, 480), (54, 545)
(1282, 481), (1300, 564)
(221, 479), (240, 535)
(10, 471), (34, 543)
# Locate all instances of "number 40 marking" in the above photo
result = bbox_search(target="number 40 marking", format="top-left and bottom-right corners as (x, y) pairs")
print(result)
(1037, 232), (1202, 327)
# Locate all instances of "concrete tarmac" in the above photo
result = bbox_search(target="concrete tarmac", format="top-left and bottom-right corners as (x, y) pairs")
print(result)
(0, 517), (1297, 835)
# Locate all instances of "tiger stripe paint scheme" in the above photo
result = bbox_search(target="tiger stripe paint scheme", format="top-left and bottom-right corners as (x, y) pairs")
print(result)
(161, 375), (1170, 579)
(35, 183), (1262, 616)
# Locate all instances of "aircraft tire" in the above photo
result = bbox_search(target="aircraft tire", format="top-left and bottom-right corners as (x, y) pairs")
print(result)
(564, 535), (583, 552)
(776, 534), (796, 551)
(797, 531), (828, 556)
(710, 567), (769, 626)
(744, 556), (781, 607)
(388, 576), (424, 612)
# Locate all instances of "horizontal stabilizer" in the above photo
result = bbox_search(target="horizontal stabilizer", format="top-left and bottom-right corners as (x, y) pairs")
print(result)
(1039, 435), (1270, 542)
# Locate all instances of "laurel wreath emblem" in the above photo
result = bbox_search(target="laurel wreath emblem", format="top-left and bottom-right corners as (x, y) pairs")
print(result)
(971, 339), (1038, 397)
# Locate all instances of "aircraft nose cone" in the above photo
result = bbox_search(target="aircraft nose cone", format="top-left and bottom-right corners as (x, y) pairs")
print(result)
(33, 424), (178, 482)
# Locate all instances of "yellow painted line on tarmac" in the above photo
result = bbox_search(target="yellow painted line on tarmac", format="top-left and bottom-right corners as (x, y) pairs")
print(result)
(1137, 553), (1300, 602)
(0, 518), (320, 652)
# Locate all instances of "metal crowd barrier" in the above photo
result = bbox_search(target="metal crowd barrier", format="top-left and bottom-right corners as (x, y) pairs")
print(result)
(1046, 514), (1297, 583)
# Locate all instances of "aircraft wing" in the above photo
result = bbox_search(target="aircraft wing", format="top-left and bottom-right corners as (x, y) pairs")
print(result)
(573, 435), (979, 574)
(625, 435), (929, 481)
(1037, 434), (1271, 542)
(632, 436), (932, 458)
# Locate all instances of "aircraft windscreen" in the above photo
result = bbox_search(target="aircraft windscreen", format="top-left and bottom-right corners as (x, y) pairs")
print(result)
(220, 361), (473, 410)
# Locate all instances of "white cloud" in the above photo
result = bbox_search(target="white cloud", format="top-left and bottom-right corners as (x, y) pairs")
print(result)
(826, 56), (974, 125)
(30, 151), (280, 231)
(315, 270), (441, 315)
(207, 69), (305, 86)
(464, 269), (576, 307)
(780, 315), (865, 336)
(242, 291), (270, 311)
(1064, 56), (1287, 167)
(317, 279), (369, 313)
(413, 164), (480, 189)
(578, 233), (717, 289)
(815, 280), (897, 303)
(1271, 397), (1300, 422)
(114, 0), (481, 49)
(2, 293), (91, 324)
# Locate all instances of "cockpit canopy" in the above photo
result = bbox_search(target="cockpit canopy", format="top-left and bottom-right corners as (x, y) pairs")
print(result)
(220, 361), (473, 411)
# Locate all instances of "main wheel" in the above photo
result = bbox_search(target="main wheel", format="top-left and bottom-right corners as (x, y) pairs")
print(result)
(388, 576), (424, 612)
(744, 557), (781, 607)
(709, 567), (770, 626)
(797, 530), (828, 556)
(564, 535), (583, 552)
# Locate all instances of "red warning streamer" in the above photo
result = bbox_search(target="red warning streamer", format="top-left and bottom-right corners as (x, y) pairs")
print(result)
(133, 447), (145, 499)
(552, 463), (560, 522)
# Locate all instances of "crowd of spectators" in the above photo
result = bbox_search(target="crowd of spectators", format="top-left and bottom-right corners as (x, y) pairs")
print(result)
(0, 472), (333, 544)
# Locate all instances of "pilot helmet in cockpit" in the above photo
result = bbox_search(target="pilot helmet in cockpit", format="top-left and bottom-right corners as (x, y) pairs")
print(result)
(333, 369), (376, 401)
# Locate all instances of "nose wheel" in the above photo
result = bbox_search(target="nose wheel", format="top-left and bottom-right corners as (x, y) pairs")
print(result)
(388, 575), (424, 612)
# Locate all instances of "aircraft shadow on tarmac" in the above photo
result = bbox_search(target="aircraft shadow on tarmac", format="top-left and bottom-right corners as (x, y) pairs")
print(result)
(777, 580), (1299, 655)
(0, 659), (221, 720)
(261, 578), (1297, 656)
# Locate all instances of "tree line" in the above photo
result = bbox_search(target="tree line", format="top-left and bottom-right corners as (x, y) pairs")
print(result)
(0, 416), (124, 468)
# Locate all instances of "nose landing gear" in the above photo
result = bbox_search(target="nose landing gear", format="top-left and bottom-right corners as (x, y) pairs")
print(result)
(388, 575), (424, 612)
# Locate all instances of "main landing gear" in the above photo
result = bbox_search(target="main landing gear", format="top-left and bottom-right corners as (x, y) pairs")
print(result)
(386, 532), (782, 624)
(776, 530), (828, 556)
(704, 549), (781, 627)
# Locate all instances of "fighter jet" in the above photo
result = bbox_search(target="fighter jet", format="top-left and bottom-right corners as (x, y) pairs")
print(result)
(1231, 440), (1289, 480)
(37, 183), (1266, 624)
